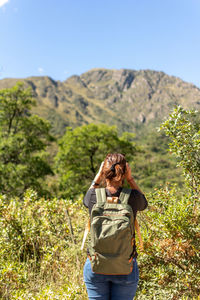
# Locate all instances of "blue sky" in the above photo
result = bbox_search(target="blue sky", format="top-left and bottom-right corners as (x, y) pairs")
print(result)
(0, 0), (200, 87)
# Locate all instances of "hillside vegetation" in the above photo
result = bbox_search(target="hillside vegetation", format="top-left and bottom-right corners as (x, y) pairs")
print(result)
(0, 77), (199, 299)
(0, 68), (200, 135)
(0, 185), (199, 299)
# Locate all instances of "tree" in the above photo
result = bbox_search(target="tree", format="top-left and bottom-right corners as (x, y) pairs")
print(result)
(0, 82), (54, 196)
(55, 123), (136, 198)
(160, 106), (200, 197)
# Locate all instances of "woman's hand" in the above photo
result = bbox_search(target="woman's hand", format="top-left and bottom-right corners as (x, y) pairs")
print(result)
(89, 161), (104, 189)
(125, 162), (144, 194)
(125, 162), (132, 182)
(95, 161), (104, 181)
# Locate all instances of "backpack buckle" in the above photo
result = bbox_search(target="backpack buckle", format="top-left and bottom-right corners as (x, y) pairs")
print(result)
(107, 197), (119, 204)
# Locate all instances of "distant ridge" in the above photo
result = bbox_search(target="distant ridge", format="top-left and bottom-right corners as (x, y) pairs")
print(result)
(0, 68), (200, 135)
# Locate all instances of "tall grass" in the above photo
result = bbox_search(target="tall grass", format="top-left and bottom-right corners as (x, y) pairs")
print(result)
(0, 190), (88, 299)
(0, 186), (199, 299)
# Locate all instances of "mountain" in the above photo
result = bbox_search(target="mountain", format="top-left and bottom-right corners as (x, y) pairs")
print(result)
(0, 68), (200, 135)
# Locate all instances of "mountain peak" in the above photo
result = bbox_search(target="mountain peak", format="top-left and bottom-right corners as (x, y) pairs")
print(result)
(0, 68), (199, 135)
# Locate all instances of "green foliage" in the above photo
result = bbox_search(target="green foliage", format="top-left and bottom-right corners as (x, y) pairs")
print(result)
(0, 187), (199, 299)
(0, 86), (199, 299)
(55, 123), (136, 198)
(1, 69), (200, 138)
(136, 185), (200, 299)
(0, 190), (87, 299)
(133, 129), (184, 191)
(160, 106), (200, 196)
(0, 83), (54, 196)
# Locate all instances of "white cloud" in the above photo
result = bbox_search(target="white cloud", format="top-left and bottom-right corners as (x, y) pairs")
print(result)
(0, 0), (9, 8)
(38, 67), (45, 75)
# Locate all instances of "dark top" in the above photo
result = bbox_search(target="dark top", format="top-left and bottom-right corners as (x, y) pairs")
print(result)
(83, 187), (148, 216)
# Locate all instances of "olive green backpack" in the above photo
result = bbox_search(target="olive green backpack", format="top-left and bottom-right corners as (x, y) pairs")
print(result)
(88, 188), (136, 275)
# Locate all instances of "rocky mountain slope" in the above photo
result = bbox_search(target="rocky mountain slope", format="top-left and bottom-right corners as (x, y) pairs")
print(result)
(0, 68), (200, 135)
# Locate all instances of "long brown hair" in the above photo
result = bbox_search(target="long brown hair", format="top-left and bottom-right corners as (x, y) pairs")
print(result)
(102, 153), (126, 184)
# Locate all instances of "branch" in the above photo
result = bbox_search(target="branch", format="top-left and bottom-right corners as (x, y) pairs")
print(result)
(65, 209), (76, 245)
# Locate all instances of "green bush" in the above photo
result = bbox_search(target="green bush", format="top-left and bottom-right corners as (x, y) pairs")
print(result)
(0, 190), (88, 299)
(0, 186), (199, 299)
(55, 123), (136, 198)
(0, 83), (54, 197)
(136, 185), (200, 300)
(160, 106), (200, 197)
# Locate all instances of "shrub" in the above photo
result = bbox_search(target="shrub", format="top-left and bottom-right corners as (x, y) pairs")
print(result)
(0, 186), (199, 299)
(0, 190), (88, 299)
(136, 185), (200, 300)
(160, 106), (200, 197)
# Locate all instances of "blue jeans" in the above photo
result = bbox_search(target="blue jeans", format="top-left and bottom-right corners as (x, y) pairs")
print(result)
(83, 258), (139, 300)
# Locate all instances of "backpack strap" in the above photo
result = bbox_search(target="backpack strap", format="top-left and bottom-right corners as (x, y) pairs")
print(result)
(95, 188), (107, 205)
(81, 219), (90, 250)
(135, 218), (144, 251)
(119, 188), (132, 204)
(120, 188), (144, 251)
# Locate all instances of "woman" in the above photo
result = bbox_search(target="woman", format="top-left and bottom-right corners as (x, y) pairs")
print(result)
(83, 153), (147, 300)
